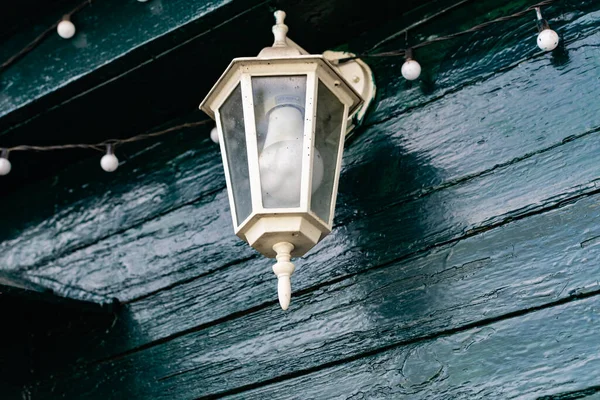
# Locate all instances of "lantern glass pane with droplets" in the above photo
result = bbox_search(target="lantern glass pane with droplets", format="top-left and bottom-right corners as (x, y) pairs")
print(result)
(218, 84), (252, 226)
(310, 80), (346, 224)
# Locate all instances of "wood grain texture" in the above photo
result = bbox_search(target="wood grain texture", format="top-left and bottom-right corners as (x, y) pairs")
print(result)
(4, 9), (598, 302)
(28, 190), (600, 399)
(1, 1), (596, 279)
(224, 295), (600, 400)
(2, 0), (600, 398)
(0, 126), (226, 288)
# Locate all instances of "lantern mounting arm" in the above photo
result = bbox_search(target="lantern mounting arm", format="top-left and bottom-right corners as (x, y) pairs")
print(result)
(285, 38), (376, 128)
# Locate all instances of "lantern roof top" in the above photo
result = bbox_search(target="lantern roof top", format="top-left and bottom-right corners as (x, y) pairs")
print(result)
(199, 10), (364, 121)
(256, 11), (303, 59)
(199, 55), (364, 120)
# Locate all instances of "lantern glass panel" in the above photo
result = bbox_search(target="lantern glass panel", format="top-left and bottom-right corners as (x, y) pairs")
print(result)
(220, 84), (252, 226)
(252, 75), (307, 209)
(310, 81), (345, 223)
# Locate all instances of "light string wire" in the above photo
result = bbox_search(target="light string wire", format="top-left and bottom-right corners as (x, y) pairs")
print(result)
(336, 0), (557, 63)
(0, 0), (557, 157)
(1, 120), (212, 154)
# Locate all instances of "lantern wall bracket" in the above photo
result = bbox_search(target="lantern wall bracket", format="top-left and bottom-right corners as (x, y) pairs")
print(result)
(285, 38), (376, 132)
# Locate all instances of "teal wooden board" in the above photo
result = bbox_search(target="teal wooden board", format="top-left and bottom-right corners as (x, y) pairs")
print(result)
(0, 0), (238, 119)
(2, 6), (598, 293)
(4, 11), (596, 312)
(28, 190), (600, 398)
(225, 296), (600, 399)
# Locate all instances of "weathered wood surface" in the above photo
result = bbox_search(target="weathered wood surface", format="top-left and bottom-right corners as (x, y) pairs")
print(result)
(29, 189), (600, 399)
(3, 5), (598, 284)
(225, 296), (600, 400)
(0, 1), (597, 378)
(1, 0), (600, 398)
(1, 0), (596, 275)
(28, 186), (600, 399)
(0, 0), (238, 119)
(8, 14), (598, 312)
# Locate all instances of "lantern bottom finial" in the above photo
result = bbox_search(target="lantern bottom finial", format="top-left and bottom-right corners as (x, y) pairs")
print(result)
(272, 242), (295, 310)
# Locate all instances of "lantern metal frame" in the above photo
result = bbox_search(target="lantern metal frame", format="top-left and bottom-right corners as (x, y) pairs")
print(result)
(202, 57), (362, 257)
(199, 10), (375, 309)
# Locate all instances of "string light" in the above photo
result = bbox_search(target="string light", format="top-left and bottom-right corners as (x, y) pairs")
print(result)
(0, 150), (11, 176)
(335, 0), (558, 67)
(100, 144), (119, 172)
(0, 120), (211, 176)
(210, 127), (220, 144)
(57, 18), (76, 39)
(0, 0), (93, 74)
(401, 48), (421, 81)
(535, 7), (560, 51)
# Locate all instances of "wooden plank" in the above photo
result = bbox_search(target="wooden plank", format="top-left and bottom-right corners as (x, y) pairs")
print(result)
(0, 0), (242, 120)
(5, 2), (600, 397)
(0, 126), (225, 277)
(25, 189), (257, 301)
(1, 3), (596, 276)
(223, 295), (600, 400)
(23, 109), (600, 303)
(358, 0), (600, 125)
(28, 191), (600, 398)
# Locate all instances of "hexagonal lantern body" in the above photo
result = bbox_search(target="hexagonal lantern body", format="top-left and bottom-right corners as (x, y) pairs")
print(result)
(199, 11), (365, 310)
(202, 57), (362, 255)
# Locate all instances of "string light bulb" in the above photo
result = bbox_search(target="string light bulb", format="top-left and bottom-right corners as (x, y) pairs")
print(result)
(210, 126), (219, 144)
(57, 18), (76, 39)
(535, 7), (559, 51)
(100, 145), (119, 172)
(401, 48), (421, 81)
(0, 150), (11, 176)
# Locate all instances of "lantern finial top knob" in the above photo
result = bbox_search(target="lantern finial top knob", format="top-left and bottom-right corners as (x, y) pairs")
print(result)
(272, 10), (288, 48)
(274, 10), (286, 25)
(258, 10), (300, 58)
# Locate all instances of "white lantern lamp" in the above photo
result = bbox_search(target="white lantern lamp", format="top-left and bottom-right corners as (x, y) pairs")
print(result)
(200, 10), (375, 310)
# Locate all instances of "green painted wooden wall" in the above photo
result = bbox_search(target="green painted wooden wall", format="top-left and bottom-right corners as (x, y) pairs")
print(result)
(1, 0), (600, 398)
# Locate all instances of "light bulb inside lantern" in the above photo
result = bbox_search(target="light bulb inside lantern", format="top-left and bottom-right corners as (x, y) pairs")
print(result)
(537, 28), (559, 51)
(401, 59), (421, 81)
(259, 106), (324, 206)
(57, 20), (76, 39)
